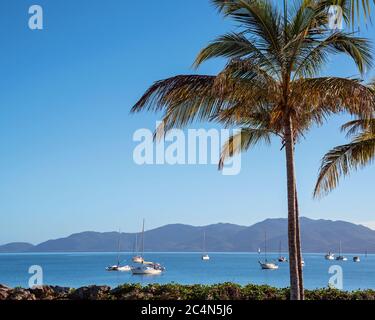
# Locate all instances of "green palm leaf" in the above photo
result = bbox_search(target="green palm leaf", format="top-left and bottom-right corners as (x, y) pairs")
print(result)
(314, 128), (375, 197)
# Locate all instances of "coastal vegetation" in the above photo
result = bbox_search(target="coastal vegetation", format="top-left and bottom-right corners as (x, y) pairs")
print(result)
(2, 283), (375, 300)
(131, 0), (374, 299)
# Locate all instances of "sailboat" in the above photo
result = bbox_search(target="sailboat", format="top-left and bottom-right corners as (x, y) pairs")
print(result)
(201, 231), (210, 261)
(259, 232), (279, 270)
(277, 241), (287, 262)
(335, 241), (348, 261)
(106, 229), (131, 272)
(131, 219), (165, 275)
(132, 233), (144, 264)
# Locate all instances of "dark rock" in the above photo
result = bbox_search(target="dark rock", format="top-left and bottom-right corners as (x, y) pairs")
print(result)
(29, 285), (70, 300)
(8, 288), (36, 300)
(30, 286), (55, 299)
(0, 284), (11, 300)
(51, 286), (71, 297)
(68, 285), (111, 300)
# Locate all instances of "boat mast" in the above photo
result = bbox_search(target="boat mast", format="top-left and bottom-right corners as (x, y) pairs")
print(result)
(203, 231), (206, 254)
(264, 232), (267, 262)
(117, 228), (121, 266)
(134, 234), (138, 255)
(141, 219), (145, 258)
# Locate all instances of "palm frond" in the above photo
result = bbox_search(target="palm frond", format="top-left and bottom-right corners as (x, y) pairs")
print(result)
(131, 72), (274, 135)
(314, 131), (375, 197)
(204, 0), (283, 72)
(290, 77), (375, 118)
(341, 118), (375, 137)
(193, 32), (280, 77)
(292, 31), (373, 80)
(219, 127), (273, 169)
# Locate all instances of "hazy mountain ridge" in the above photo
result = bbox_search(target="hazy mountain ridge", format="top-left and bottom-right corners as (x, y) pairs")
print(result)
(1, 218), (375, 253)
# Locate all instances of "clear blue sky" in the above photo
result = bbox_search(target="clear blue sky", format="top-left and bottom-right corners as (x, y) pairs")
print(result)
(1, 0), (375, 244)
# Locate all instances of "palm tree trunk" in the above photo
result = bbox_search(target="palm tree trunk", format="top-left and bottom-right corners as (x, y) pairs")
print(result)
(284, 116), (300, 300)
(295, 189), (305, 300)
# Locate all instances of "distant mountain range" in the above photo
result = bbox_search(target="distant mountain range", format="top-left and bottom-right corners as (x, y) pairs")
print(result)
(1, 218), (375, 253)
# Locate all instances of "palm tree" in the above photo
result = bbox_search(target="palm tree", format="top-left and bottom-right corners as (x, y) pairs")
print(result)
(314, 116), (375, 197)
(131, 0), (373, 299)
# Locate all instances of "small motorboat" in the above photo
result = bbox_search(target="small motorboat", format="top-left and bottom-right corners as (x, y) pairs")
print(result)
(259, 261), (279, 270)
(325, 252), (335, 260)
(353, 256), (360, 263)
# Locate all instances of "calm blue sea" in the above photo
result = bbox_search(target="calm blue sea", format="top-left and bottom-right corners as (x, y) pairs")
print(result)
(0, 252), (374, 291)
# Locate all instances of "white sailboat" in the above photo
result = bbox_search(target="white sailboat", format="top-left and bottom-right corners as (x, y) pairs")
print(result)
(132, 233), (144, 264)
(201, 231), (210, 261)
(277, 241), (287, 263)
(131, 261), (165, 275)
(259, 232), (279, 270)
(106, 229), (131, 272)
(336, 241), (348, 261)
(131, 219), (165, 275)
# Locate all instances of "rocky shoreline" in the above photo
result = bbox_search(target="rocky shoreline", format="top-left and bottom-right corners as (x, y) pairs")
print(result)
(2, 283), (375, 300)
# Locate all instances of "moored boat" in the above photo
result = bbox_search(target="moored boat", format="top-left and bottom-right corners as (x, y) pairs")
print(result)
(131, 261), (165, 275)
(259, 232), (279, 270)
(106, 229), (131, 272)
(201, 231), (210, 261)
(335, 241), (347, 261)
(131, 219), (165, 275)
(278, 241), (287, 262)
(202, 254), (210, 261)
(259, 261), (279, 270)
(325, 252), (335, 260)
